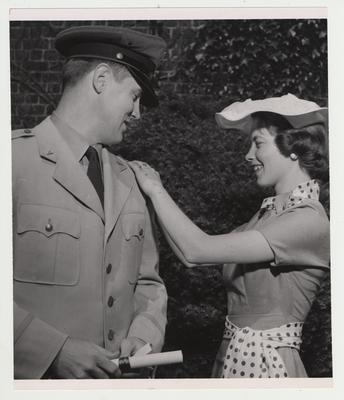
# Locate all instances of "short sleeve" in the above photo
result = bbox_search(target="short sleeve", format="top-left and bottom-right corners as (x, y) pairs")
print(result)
(255, 202), (330, 268)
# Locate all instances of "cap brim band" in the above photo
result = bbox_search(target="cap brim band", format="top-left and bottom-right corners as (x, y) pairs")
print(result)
(59, 41), (155, 75)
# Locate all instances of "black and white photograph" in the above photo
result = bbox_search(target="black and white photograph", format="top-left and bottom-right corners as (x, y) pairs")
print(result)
(2, 1), (344, 399)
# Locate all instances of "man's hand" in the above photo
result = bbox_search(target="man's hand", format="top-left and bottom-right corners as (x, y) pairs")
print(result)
(48, 337), (121, 379)
(119, 337), (154, 378)
(119, 337), (147, 357)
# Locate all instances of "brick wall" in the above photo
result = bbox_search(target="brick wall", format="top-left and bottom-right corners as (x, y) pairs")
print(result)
(10, 20), (203, 129)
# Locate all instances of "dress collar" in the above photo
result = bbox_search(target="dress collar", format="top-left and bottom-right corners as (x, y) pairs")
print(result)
(260, 179), (320, 215)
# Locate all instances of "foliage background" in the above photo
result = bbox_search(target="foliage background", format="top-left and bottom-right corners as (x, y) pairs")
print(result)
(10, 19), (330, 378)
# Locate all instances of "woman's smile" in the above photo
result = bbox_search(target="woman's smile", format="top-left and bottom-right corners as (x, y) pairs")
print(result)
(252, 164), (263, 175)
(245, 127), (298, 193)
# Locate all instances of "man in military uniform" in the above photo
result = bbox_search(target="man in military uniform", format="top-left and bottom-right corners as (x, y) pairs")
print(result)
(12, 25), (168, 379)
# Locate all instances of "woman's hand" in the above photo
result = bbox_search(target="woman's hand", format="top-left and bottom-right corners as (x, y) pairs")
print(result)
(129, 161), (163, 197)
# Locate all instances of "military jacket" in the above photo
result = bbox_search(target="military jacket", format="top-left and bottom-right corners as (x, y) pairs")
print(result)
(12, 117), (167, 378)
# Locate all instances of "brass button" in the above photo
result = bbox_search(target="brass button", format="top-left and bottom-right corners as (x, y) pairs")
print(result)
(108, 329), (114, 341)
(45, 222), (53, 232)
(106, 263), (112, 274)
(116, 52), (123, 60)
(108, 296), (114, 307)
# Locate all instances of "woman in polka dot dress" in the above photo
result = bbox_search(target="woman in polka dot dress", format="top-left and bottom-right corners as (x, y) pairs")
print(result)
(130, 94), (330, 378)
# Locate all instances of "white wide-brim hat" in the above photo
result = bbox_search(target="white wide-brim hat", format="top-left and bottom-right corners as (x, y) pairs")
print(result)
(215, 93), (328, 132)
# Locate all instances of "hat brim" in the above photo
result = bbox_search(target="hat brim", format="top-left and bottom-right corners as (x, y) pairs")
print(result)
(125, 65), (158, 108)
(215, 109), (328, 132)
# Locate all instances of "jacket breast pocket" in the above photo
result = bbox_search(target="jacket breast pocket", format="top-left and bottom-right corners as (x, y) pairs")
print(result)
(14, 203), (81, 285)
(120, 213), (145, 284)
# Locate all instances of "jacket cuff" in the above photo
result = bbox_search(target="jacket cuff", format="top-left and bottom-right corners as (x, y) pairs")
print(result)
(127, 314), (164, 353)
(14, 317), (68, 379)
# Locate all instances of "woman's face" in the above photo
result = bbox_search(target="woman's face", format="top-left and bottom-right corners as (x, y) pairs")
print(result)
(245, 127), (296, 193)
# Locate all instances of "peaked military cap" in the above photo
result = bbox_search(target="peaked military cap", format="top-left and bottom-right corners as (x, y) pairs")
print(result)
(55, 25), (167, 107)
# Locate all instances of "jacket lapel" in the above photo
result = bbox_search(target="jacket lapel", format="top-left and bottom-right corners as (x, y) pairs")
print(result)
(102, 148), (133, 244)
(34, 117), (105, 220)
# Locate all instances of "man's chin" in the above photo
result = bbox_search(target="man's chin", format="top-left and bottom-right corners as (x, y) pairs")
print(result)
(106, 130), (123, 146)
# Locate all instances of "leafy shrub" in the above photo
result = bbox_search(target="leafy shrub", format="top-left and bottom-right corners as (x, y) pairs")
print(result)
(174, 19), (327, 105)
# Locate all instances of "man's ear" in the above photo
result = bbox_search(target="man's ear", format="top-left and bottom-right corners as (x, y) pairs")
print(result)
(92, 63), (112, 94)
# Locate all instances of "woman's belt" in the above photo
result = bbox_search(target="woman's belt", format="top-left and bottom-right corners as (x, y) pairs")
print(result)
(221, 316), (303, 378)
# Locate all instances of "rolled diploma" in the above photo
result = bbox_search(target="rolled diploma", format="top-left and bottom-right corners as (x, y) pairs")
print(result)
(112, 350), (183, 369)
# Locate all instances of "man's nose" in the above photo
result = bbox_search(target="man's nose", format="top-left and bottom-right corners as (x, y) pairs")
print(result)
(131, 101), (141, 120)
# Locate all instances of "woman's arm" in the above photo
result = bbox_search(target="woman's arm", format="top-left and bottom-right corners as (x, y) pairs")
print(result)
(159, 223), (199, 267)
(130, 162), (274, 266)
(158, 220), (218, 267)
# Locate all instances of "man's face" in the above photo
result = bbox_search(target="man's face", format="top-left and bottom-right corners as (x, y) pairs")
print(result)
(97, 71), (142, 146)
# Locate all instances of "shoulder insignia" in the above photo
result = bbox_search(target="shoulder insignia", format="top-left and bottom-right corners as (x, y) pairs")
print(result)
(12, 128), (35, 140)
(111, 154), (129, 173)
(116, 155), (128, 165)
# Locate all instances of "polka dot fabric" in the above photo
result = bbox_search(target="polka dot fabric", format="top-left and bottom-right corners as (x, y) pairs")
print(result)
(259, 179), (319, 217)
(221, 317), (303, 378)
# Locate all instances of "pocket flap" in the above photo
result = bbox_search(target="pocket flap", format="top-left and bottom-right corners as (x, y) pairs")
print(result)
(17, 204), (81, 238)
(121, 213), (145, 241)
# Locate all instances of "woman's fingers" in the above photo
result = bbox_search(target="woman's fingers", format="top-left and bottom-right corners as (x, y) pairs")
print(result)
(129, 161), (163, 197)
(129, 160), (140, 170)
(130, 160), (147, 173)
(130, 161), (159, 177)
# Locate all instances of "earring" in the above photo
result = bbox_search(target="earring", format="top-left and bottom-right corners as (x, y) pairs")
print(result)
(290, 153), (298, 161)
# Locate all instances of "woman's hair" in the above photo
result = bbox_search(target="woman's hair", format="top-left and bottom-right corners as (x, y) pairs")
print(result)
(251, 112), (329, 182)
(62, 58), (130, 89)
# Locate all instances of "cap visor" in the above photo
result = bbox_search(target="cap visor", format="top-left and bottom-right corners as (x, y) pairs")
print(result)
(126, 66), (158, 107)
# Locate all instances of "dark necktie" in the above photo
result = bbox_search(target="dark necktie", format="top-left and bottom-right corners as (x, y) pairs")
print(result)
(85, 146), (104, 207)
